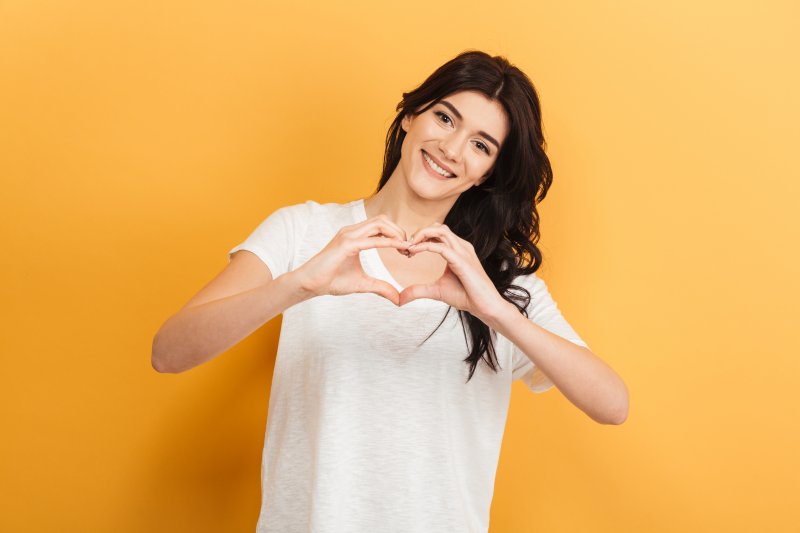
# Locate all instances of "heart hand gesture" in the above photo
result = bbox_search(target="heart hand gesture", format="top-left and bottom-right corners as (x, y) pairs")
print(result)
(398, 222), (508, 323)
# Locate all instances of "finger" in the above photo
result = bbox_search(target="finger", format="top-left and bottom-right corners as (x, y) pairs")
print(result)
(373, 214), (409, 241)
(406, 241), (457, 263)
(350, 236), (410, 254)
(343, 218), (404, 242)
(399, 283), (439, 306)
(410, 225), (459, 249)
(357, 277), (400, 306)
(355, 216), (408, 242)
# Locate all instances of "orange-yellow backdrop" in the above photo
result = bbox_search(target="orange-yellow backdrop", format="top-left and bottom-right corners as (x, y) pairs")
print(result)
(1, 1), (797, 532)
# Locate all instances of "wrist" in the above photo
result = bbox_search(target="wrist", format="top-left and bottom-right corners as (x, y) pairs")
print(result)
(482, 298), (520, 332)
(280, 269), (318, 303)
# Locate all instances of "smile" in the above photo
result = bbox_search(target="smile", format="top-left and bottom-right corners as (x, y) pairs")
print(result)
(422, 150), (456, 179)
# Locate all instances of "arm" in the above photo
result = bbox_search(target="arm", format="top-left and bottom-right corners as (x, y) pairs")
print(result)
(153, 205), (413, 374)
(486, 302), (629, 425)
(151, 258), (313, 374)
(396, 222), (627, 423)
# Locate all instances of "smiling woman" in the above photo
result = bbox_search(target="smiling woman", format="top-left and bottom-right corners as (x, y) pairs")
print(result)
(152, 48), (628, 533)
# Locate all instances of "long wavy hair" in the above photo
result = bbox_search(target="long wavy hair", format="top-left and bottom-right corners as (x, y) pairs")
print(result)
(374, 49), (554, 383)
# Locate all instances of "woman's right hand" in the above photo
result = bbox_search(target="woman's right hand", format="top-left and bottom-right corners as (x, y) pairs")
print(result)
(291, 214), (411, 306)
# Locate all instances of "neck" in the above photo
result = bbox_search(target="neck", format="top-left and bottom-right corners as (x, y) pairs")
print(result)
(362, 174), (455, 240)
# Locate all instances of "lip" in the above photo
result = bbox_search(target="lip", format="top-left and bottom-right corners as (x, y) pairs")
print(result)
(421, 149), (457, 178)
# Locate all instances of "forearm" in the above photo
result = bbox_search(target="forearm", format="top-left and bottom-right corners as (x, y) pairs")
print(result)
(151, 271), (313, 374)
(486, 302), (629, 425)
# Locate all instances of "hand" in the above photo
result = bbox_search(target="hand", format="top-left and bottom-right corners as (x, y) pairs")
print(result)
(398, 222), (508, 322)
(293, 214), (411, 306)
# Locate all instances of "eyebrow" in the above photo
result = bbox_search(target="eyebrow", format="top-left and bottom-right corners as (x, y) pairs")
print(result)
(438, 100), (501, 151)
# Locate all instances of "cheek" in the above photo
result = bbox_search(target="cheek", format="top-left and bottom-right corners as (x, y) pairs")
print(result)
(468, 156), (493, 178)
(400, 132), (415, 156)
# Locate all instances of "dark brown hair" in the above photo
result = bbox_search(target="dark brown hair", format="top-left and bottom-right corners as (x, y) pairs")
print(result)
(375, 49), (554, 383)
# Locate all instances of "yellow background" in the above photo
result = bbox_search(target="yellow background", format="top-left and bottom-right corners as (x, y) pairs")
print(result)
(2, 1), (797, 531)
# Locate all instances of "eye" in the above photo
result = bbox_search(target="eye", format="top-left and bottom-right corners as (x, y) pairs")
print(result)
(434, 111), (452, 126)
(435, 109), (491, 155)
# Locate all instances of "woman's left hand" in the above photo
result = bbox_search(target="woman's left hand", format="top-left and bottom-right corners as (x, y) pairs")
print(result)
(398, 222), (508, 323)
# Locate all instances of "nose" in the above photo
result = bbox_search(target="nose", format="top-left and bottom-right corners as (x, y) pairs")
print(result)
(438, 133), (462, 163)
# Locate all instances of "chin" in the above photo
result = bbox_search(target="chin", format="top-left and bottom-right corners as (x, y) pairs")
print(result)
(407, 181), (437, 200)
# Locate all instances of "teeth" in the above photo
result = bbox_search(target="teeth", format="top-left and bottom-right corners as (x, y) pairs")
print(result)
(423, 151), (455, 177)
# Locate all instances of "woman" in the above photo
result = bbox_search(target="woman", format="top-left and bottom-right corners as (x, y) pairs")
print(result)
(153, 50), (629, 533)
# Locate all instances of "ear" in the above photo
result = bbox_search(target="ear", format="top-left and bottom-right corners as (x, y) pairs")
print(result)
(401, 113), (412, 133)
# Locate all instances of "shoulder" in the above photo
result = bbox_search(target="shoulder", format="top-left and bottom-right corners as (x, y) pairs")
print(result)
(262, 200), (319, 231)
(279, 198), (359, 218)
(509, 271), (562, 315)
(268, 198), (363, 246)
(510, 271), (546, 293)
(295, 197), (364, 229)
(274, 199), (319, 218)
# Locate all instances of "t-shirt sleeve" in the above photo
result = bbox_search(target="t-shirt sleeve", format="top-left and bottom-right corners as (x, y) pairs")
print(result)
(510, 273), (589, 394)
(227, 201), (313, 279)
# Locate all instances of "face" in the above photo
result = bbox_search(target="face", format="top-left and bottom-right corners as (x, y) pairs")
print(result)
(399, 90), (509, 200)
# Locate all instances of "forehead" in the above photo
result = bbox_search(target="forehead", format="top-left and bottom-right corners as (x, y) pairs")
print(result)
(436, 90), (509, 145)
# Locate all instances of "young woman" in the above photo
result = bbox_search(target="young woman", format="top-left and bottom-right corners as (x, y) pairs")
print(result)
(153, 50), (629, 533)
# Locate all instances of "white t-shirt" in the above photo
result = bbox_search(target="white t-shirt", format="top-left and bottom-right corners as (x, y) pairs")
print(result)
(228, 198), (589, 533)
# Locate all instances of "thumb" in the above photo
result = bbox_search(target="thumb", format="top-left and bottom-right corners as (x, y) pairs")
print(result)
(358, 276), (400, 306)
(399, 284), (436, 306)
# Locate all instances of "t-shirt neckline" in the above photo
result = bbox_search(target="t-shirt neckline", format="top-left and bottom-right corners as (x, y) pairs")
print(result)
(355, 198), (406, 292)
